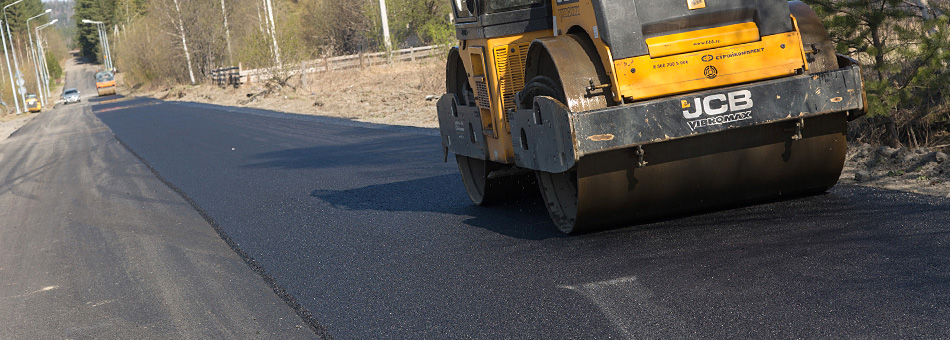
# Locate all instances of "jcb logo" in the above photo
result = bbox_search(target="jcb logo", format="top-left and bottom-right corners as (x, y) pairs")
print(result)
(681, 90), (753, 119)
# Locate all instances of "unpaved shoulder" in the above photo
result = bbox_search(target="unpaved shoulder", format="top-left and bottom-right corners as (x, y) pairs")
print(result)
(840, 143), (950, 198)
(0, 116), (34, 142)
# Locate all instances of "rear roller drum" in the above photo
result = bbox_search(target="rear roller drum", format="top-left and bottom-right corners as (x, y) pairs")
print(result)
(521, 33), (612, 234)
(456, 154), (493, 205)
(456, 155), (536, 206)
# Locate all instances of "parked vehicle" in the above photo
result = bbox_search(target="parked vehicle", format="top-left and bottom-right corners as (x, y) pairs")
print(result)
(26, 94), (41, 112)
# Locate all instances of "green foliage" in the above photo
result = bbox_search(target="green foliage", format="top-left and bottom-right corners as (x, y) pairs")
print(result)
(72, 0), (111, 61)
(44, 50), (62, 85)
(109, 0), (454, 88)
(2, 0), (45, 33)
(301, 0), (454, 55)
(366, 0), (455, 48)
(807, 0), (950, 146)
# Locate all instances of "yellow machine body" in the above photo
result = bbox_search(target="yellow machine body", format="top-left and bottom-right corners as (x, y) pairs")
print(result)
(455, 0), (813, 166)
(440, 0), (865, 233)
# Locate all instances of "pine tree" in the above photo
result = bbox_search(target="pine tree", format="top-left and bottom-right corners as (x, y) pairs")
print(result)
(806, 0), (950, 146)
(73, 0), (117, 62)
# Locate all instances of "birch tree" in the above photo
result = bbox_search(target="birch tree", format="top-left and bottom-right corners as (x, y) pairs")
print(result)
(152, 0), (196, 84)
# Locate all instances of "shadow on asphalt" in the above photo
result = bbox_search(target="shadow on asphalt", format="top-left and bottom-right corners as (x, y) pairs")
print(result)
(309, 173), (566, 240)
(86, 94), (127, 104)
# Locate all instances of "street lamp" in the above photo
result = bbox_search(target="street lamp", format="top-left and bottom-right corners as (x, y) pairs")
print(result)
(1, 0), (25, 114)
(27, 9), (51, 107)
(36, 20), (57, 100)
(3, 0), (26, 113)
(82, 19), (113, 71)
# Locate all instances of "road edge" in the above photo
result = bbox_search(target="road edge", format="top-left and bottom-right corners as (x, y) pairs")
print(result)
(87, 106), (334, 340)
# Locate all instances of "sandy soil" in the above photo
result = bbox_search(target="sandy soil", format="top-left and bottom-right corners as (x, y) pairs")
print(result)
(0, 114), (35, 142)
(125, 60), (950, 199)
(840, 143), (950, 198)
(130, 59), (445, 128)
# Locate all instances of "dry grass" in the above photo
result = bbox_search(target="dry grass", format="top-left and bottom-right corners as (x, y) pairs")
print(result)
(0, 111), (39, 123)
(133, 58), (446, 128)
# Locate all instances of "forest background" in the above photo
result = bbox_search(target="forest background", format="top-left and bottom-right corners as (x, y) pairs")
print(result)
(61, 0), (950, 148)
(0, 0), (69, 115)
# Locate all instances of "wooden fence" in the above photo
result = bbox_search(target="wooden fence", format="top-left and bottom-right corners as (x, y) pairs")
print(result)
(210, 66), (241, 87)
(235, 45), (442, 85)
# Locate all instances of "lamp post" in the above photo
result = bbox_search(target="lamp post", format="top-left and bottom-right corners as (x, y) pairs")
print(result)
(1, 0), (25, 114)
(81, 19), (112, 71)
(5, 0), (28, 111)
(36, 21), (57, 100)
(27, 9), (51, 107)
(35, 19), (57, 101)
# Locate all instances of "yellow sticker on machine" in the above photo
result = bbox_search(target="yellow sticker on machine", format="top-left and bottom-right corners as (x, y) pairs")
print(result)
(687, 0), (706, 10)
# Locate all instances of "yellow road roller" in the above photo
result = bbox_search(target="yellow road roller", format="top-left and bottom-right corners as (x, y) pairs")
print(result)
(437, 0), (866, 233)
(95, 70), (117, 96)
(26, 93), (41, 112)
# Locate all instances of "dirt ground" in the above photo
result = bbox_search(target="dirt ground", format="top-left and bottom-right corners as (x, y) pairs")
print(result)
(841, 143), (950, 198)
(121, 60), (950, 199)
(0, 114), (35, 141)
(130, 59), (445, 128)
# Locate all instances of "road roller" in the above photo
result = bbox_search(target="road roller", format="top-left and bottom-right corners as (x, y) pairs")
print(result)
(95, 70), (117, 96)
(437, 0), (866, 234)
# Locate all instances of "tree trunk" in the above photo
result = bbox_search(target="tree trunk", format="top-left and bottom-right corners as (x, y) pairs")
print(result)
(870, 24), (886, 82)
(173, 0), (197, 84)
(883, 116), (902, 148)
(220, 0), (233, 65)
(264, 0), (281, 67)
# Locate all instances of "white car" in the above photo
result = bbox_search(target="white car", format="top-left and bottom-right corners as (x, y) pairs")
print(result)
(63, 88), (81, 104)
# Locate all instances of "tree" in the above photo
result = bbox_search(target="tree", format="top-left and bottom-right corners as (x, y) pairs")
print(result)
(73, 0), (115, 61)
(806, 0), (950, 146)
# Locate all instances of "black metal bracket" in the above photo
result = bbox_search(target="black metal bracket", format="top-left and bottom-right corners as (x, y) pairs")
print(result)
(586, 79), (610, 96)
(634, 145), (648, 167)
(788, 118), (804, 141)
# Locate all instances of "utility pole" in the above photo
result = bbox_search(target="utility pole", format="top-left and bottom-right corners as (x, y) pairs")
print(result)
(5, 0), (29, 111)
(37, 22), (55, 99)
(28, 10), (52, 107)
(102, 23), (114, 70)
(3, 0), (26, 114)
(83, 20), (115, 72)
(379, 0), (392, 54)
(0, 20), (18, 114)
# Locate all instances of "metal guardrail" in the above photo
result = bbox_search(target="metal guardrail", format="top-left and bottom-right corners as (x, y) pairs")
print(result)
(238, 45), (442, 84)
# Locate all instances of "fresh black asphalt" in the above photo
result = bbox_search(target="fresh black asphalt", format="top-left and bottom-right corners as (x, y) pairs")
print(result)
(0, 58), (312, 339)
(91, 97), (950, 338)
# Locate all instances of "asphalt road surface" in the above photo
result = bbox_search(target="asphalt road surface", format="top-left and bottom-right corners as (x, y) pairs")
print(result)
(0, 58), (312, 339)
(4, 59), (950, 338)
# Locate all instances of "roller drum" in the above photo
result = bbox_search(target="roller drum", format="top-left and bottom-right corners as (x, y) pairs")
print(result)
(544, 112), (848, 233)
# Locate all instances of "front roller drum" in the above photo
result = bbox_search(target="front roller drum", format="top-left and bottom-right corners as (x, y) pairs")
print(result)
(539, 112), (849, 234)
(98, 86), (116, 96)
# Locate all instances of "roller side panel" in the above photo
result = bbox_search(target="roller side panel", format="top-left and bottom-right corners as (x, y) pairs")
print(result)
(510, 64), (864, 173)
(437, 94), (488, 160)
(509, 96), (576, 173)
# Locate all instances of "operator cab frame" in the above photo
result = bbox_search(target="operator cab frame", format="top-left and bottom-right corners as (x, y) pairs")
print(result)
(452, 0), (551, 40)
